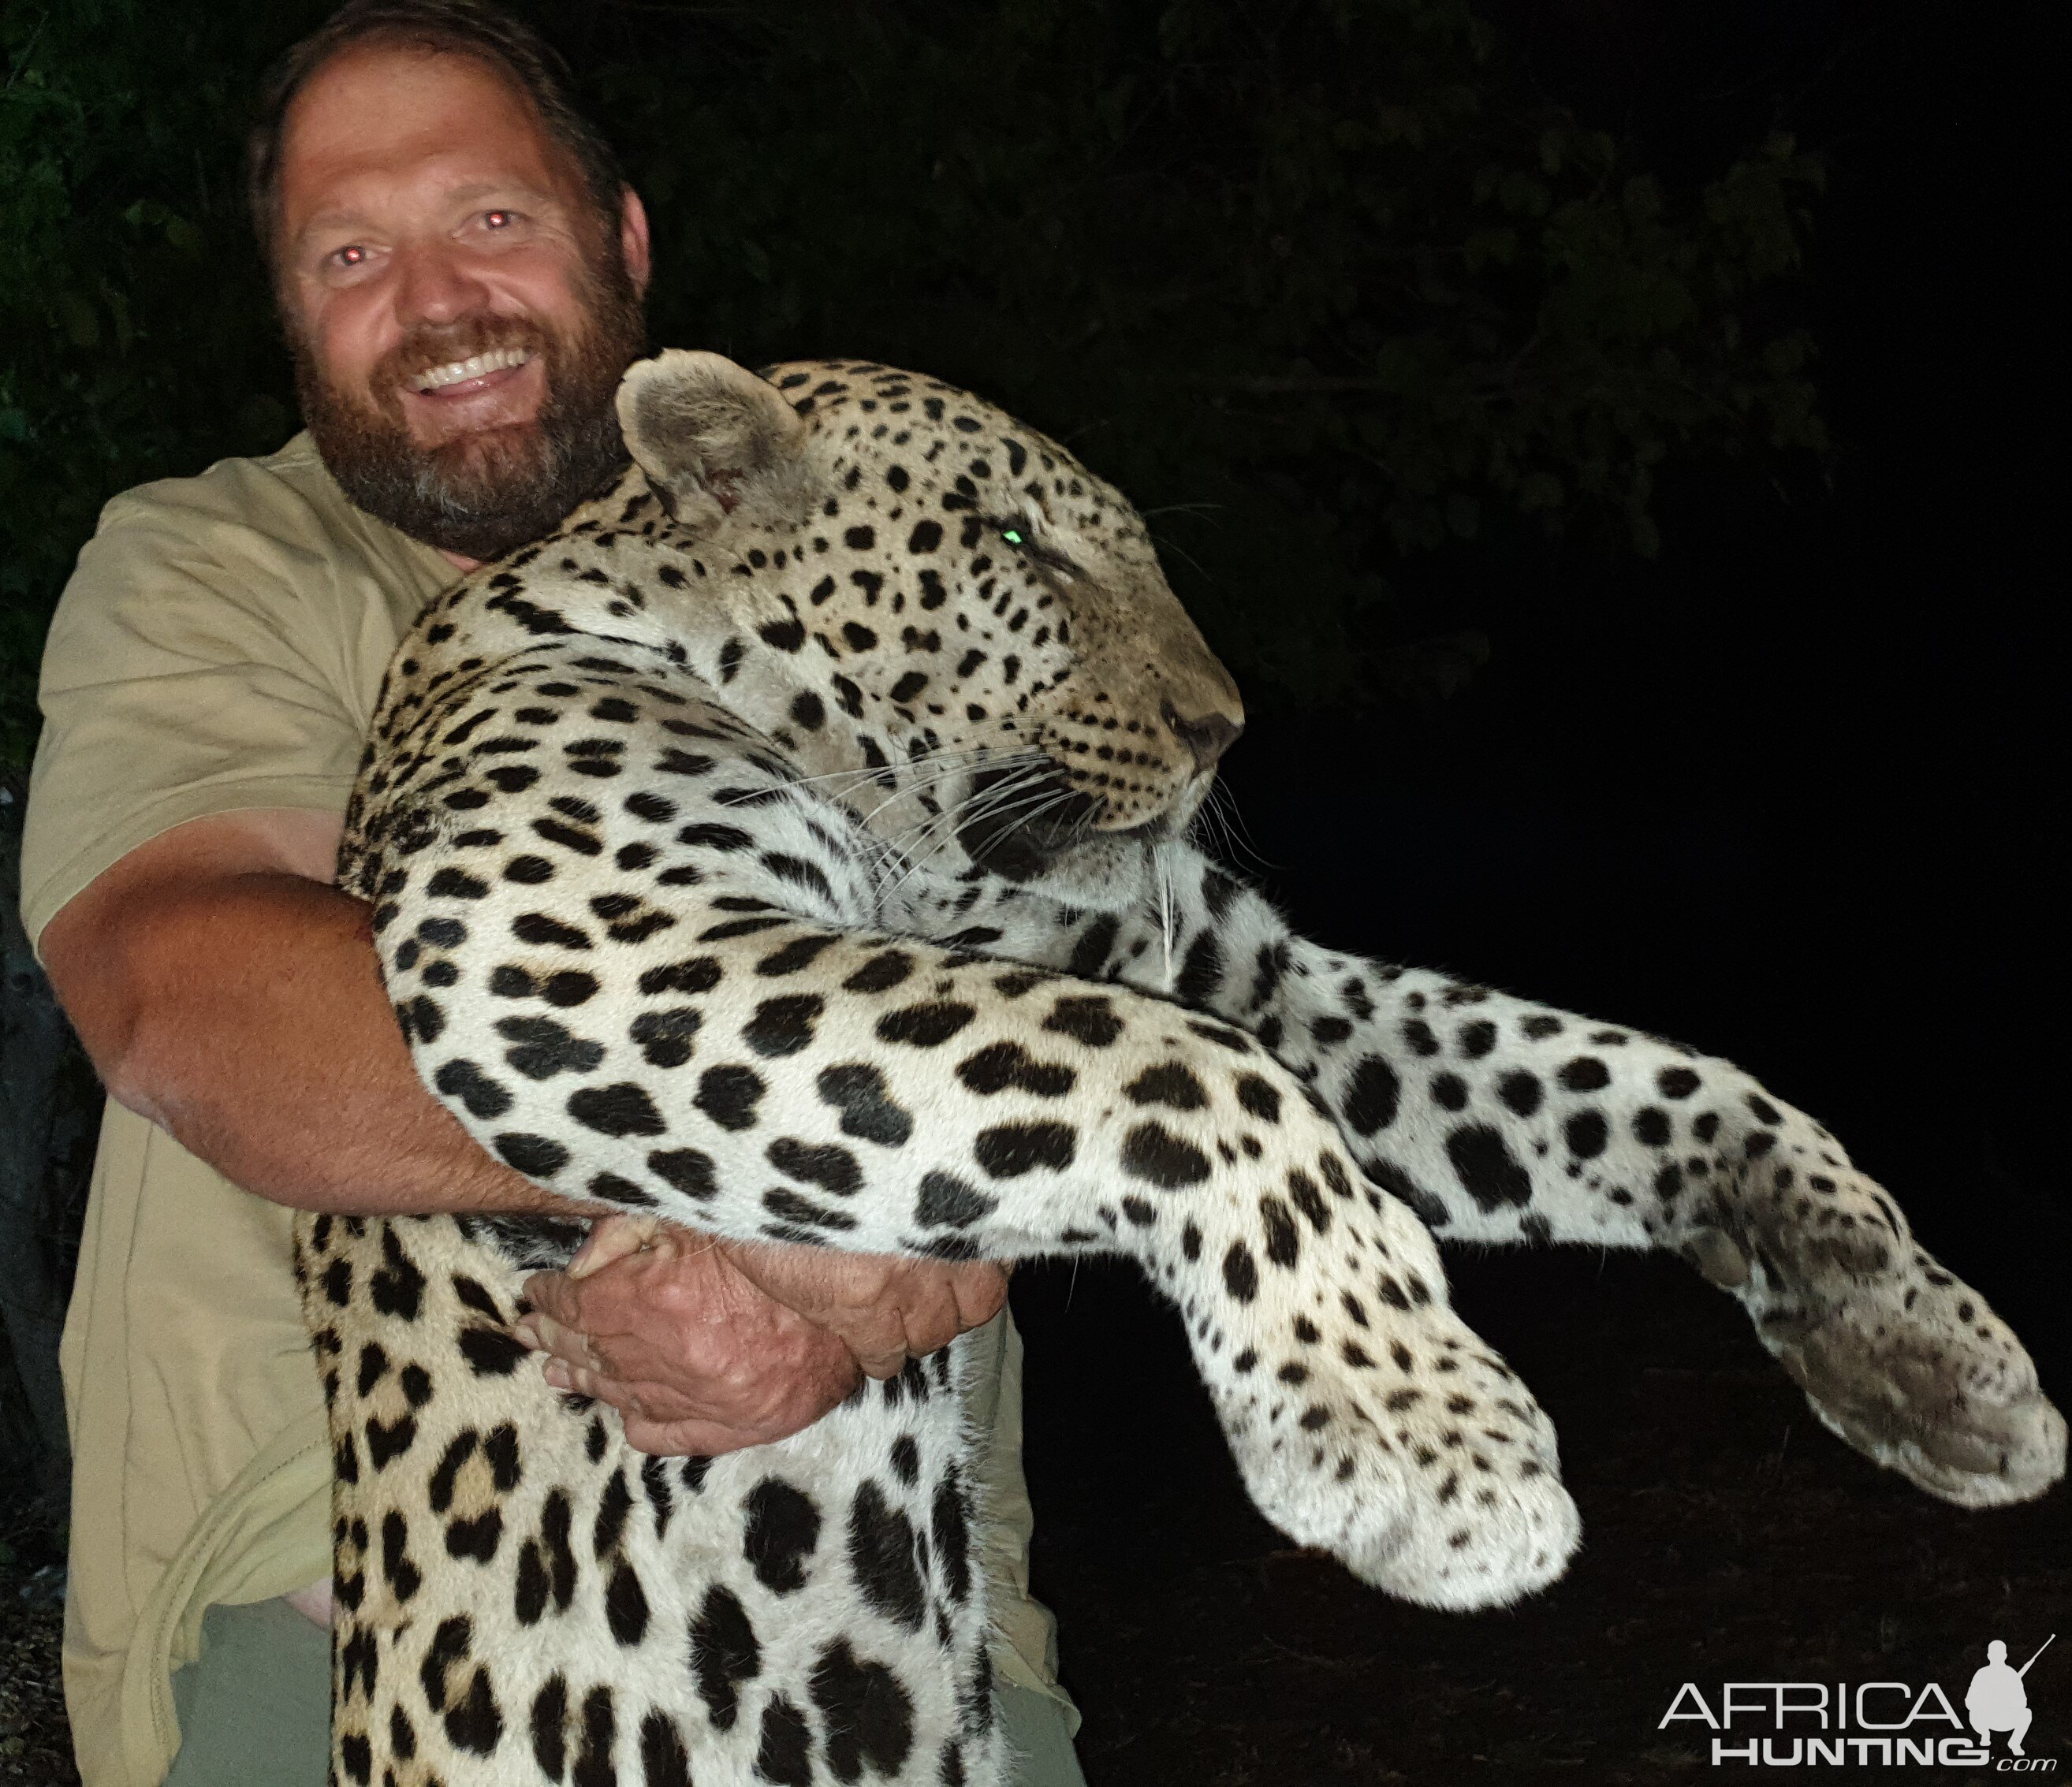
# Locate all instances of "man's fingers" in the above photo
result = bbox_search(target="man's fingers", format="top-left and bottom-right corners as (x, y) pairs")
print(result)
(951, 1262), (1012, 1327)
(617, 1353), (863, 1454)
(824, 1301), (915, 1380)
(524, 1249), (1008, 1387)
(519, 1268), (583, 1328)
(515, 1310), (605, 1376)
(891, 1284), (961, 1364)
(885, 1263), (1008, 1361)
(853, 1344), (909, 1382)
(541, 1357), (628, 1411)
(523, 1233), (896, 1443)
(758, 1256), (1011, 1368)
(567, 1212), (666, 1282)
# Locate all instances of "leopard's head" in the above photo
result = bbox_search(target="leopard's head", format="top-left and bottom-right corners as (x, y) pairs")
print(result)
(613, 350), (1243, 907)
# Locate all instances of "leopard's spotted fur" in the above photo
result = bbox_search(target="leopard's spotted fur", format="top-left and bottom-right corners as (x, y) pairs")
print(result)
(296, 352), (2065, 1787)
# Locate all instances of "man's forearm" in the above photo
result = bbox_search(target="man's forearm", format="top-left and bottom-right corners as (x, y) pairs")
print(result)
(97, 871), (576, 1219)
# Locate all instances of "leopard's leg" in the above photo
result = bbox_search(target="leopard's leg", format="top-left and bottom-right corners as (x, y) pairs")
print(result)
(375, 770), (1581, 1612)
(973, 843), (2065, 1510)
(296, 1209), (1003, 1787)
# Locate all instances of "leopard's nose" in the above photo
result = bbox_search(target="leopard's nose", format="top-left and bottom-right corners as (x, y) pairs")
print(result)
(1162, 700), (1244, 771)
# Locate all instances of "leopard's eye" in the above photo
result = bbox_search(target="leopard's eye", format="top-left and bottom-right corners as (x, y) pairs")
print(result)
(992, 516), (1077, 578)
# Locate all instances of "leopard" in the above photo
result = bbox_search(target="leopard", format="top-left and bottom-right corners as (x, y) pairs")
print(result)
(294, 349), (2066, 1787)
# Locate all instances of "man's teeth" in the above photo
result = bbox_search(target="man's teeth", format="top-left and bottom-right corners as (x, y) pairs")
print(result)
(410, 348), (532, 392)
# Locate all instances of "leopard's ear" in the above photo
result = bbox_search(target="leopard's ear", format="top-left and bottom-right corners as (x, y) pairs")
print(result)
(616, 350), (811, 530)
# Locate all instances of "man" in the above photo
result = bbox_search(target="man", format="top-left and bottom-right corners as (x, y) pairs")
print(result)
(22, 4), (1083, 1782)
(1966, 1640), (2035, 1756)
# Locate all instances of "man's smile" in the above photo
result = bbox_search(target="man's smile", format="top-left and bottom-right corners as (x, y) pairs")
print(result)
(408, 345), (535, 394)
(397, 348), (546, 442)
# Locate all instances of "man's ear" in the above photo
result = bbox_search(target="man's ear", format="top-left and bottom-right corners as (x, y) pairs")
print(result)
(617, 186), (653, 298)
(615, 351), (811, 531)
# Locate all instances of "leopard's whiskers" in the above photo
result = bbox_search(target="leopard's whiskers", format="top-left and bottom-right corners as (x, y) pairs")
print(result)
(956, 771), (1065, 832)
(1194, 779), (1277, 875)
(884, 781), (1081, 897)
(856, 763), (984, 829)
(876, 781), (997, 890)
(1156, 840), (1179, 985)
(856, 748), (1049, 831)
(778, 747), (987, 798)
(783, 745), (999, 806)
(876, 758), (1053, 857)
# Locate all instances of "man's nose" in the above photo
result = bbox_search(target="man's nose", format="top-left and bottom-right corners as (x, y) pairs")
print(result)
(392, 242), (490, 327)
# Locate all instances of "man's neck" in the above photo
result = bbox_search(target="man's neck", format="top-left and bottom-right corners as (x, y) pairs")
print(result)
(439, 549), (483, 575)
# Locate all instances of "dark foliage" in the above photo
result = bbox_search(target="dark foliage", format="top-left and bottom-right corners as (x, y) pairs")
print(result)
(0, 0), (1824, 765)
(0, 775), (99, 1508)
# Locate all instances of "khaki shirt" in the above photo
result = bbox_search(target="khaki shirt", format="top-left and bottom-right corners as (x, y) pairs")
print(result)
(21, 435), (1064, 1787)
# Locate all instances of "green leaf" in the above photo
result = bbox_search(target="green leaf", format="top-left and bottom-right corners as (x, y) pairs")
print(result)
(56, 289), (99, 349)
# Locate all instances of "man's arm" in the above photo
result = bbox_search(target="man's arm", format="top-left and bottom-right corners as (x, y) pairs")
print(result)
(43, 806), (565, 1217)
(39, 808), (1004, 1453)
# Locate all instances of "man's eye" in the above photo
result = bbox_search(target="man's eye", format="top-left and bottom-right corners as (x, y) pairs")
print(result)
(483, 210), (518, 229)
(332, 244), (369, 269)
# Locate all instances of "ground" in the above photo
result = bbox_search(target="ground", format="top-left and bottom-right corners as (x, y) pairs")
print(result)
(1013, 1247), (2072, 1786)
(0, 1497), (67, 1786)
(2, 1247), (2064, 1785)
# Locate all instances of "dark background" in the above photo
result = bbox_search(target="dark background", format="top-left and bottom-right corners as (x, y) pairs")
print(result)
(1, 0), (2064, 1780)
(1008, 0), (2070, 1779)
(1187, 0), (2066, 1361)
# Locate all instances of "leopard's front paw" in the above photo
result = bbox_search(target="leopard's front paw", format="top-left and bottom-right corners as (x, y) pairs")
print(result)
(1212, 1305), (1581, 1611)
(1764, 1268), (2065, 1508)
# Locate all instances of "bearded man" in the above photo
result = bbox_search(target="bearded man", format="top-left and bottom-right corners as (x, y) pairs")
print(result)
(22, 5), (1083, 1783)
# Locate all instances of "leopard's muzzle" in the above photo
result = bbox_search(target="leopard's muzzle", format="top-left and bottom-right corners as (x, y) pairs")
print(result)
(955, 763), (1106, 882)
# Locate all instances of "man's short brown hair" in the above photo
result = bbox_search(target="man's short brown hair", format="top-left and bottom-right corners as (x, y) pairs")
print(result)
(246, 0), (628, 267)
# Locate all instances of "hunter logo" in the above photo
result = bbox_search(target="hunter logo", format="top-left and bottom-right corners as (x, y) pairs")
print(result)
(1659, 1635), (2056, 1770)
(1969, 1638), (2054, 1759)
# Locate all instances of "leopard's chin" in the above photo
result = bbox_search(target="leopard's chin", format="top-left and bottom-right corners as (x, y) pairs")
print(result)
(1015, 831), (1161, 911)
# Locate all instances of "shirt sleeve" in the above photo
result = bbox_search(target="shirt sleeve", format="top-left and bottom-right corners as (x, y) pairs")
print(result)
(18, 479), (366, 954)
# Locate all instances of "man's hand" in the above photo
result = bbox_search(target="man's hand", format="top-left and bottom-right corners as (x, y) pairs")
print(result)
(516, 1217), (1009, 1455)
(722, 1236), (1010, 1381)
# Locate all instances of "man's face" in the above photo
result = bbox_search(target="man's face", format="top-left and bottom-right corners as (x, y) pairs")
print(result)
(277, 45), (650, 564)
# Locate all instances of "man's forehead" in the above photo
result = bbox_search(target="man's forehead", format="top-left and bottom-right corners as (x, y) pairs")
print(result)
(280, 43), (577, 230)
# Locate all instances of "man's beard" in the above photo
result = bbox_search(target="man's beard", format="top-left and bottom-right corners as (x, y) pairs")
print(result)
(293, 251), (647, 564)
